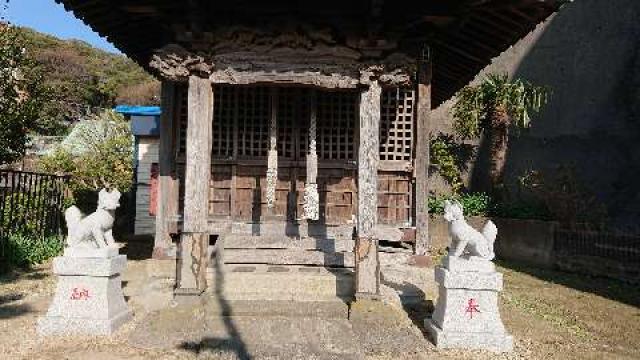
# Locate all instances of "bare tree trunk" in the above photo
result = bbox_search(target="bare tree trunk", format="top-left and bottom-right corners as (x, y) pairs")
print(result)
(488, 106), (510, 198)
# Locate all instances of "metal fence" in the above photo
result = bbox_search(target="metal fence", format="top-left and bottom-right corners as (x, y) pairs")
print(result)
(553, 228), (640, 283)
(0, 170), (70, 241)
(554, 229), (640, 263)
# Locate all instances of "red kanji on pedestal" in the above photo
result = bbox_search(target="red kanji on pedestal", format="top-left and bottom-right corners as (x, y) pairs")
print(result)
(70, 287), (90, 300)
(465, 298), (480, 319)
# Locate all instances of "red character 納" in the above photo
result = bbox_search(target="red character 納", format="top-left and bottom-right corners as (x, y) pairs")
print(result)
(70, 287), (90, 300)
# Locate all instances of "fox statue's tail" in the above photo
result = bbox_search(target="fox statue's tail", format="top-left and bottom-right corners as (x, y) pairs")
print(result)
(64, 206), (84, 240)
(482, 220), (498, 260)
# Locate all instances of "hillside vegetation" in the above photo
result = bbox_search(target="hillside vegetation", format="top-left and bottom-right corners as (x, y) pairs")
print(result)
(20, 27), (159, 133)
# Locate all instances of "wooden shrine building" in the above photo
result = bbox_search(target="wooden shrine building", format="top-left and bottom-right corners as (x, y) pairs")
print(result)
(57, 0), (562, 299)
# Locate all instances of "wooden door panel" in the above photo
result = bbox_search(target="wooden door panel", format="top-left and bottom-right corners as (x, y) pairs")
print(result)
(377, 171), (412, 226)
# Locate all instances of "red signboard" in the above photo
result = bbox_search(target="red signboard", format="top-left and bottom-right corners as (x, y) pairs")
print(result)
(149, 163), (159, 216)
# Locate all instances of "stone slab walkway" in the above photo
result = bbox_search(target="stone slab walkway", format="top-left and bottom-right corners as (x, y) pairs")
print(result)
(126, 299), (430, 360)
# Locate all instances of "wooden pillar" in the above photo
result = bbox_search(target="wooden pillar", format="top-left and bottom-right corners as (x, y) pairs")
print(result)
(183, 76), (213, 232)
(355, 80), (381, 298)
(176, 76), (213, 294)
(414, 57), (432, 259)
(153, 80), (178, 259)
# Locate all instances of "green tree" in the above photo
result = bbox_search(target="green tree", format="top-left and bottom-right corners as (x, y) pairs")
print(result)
(451, 73), (549, 196)
(39, 109), (134, 194)
(0, 25), (49, 164)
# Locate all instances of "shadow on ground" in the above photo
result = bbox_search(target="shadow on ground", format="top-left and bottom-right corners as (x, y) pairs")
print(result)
(0, 293), (32, 319)
(381, 278), (434, 334)
(177, 247), (251, 359)
(0, 266), (50, 320)
(497, 260), (640, 308)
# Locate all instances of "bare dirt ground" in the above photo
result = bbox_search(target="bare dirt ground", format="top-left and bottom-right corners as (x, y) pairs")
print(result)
(1, 256), (638, 360)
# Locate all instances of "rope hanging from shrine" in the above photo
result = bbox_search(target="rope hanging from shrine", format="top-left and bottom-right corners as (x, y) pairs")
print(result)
(266, 88), (278, 210)
(303, 90), (320, 220)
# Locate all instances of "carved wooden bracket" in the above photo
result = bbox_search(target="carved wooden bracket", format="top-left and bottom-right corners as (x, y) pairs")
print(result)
(149, 39), (416, 88)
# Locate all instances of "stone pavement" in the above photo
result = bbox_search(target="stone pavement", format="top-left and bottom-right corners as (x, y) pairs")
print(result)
(126, 298), (431, 360)
(117, 246), (436, 359)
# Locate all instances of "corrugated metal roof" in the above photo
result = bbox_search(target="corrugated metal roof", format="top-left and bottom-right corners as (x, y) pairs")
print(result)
(115, 105), (161, 116)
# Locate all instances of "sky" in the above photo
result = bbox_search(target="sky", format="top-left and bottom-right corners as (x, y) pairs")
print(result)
(5, 0), (120, 53)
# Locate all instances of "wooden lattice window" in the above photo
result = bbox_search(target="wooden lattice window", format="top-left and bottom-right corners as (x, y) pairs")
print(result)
(295, 91), (311, 160)
(276, 88), (299, 159)
(212, 86), (234, 158)
(237, 86), (270, 158)
(316, 91), (357, 161)
(177, 86), (358, 162)
(380, 88), (414, 161)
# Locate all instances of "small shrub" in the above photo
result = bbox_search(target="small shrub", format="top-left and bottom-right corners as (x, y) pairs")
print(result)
(429, 192), (491, 217)
(430, 133), (475, 194)
(431, 135), (464, 193)
(2, 232), (63, 269)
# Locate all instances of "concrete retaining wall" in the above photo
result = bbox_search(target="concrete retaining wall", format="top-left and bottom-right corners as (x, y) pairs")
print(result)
(429, 216), (556, 269)
(429, 216), (639, 283)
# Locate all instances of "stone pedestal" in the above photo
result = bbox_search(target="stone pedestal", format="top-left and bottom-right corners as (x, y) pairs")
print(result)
(37, 251), (132, 335)
(425, 256), (513, 352)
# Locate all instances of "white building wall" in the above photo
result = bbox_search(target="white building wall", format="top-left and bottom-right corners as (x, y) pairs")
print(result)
(135, 137), (159, 235)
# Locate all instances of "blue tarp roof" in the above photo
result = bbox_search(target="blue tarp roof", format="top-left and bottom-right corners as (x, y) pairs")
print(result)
(114, 105), (161, 116)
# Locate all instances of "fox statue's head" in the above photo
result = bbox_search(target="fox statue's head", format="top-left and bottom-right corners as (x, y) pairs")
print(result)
(443, 200), (464, 222)
(98, 188), (121, 211)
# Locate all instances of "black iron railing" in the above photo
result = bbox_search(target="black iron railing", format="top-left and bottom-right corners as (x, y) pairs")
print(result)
(0, 170), (70, 241)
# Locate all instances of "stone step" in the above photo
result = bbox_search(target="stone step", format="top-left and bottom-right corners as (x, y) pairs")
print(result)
(223, 234), (355, 253)
(206, 264), (354, 302)
(223, 248), (354, 267)
(201, 299), (351, 319)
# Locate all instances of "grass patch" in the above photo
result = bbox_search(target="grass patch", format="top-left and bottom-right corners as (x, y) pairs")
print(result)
(1, 233), (63, 272)
(501, 291), (591, 338)
(498, 260), (640, 308)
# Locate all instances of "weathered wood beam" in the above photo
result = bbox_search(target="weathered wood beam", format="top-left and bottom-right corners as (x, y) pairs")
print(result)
(183, 76), (213, 232)
(414, 57), (432, 259)
(176, 76), (213, 294)
(153, 81), (178, 259)
(355, 80), (382, 298)
(210, 70), (361, 89)
(176, 232), (209, 293)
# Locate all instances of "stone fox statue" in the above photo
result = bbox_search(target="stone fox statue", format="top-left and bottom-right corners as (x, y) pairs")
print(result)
(443, 200), (497, 260)
(65, 188), (121, 249)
